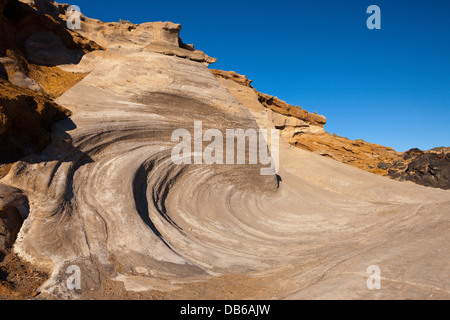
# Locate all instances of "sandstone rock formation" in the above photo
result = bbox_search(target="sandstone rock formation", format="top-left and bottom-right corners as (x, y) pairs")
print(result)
(290, 132), (401, 176)
(0, 0), (100, 94)
(0, 0), (449, 300)
(0, 0), (98, 178)
(52, 3), (217, 65)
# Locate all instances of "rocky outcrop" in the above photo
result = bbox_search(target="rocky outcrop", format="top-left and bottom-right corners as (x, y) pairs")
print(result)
(211, 69), (397, 174)
(1, 39), (447, 300)
(293, 132), (402, 175)
(211, 69), (254, 87)
(27, 64), (87, 98)
(0, 0), (99, 92)
(211, 69), (327, 141)
(0, 0), (96, 180)
(0, 79), (71, 165)
(53, 4), (217, 65)
(257, 93), (327, 127)
(0, 184), (27, 254)
(386, 149), (450, 189)
(212, 69), (450, 188)
(1, 0), (101, 64)
(0, 0), (216, 173)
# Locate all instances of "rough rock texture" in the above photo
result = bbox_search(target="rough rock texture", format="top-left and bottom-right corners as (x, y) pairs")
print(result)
(51, 3), (217, 65)
(292, 132), (402, 176)
(1, 0), (101, 64)
(211, 69), (253, 87)
(0, 56), (41, 90)
(0, 184), (47, 300)
(387, 149), (450, 190)
(257, 93), (327, 127)
(0, 0), (99, 94)
(0, 42), (447, 300)
(0, 253), (48, 299)
(0, 0), (94, 179)
(212, 69), (327, 128)
(0, 79), (71, 164)
(0, 184), (27, 254)
(27, 64), (87, 98)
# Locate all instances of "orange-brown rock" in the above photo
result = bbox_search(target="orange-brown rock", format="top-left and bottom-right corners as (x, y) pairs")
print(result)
(1, 0), (101, 64)
(293, 132), (402, 175)
(257, 93), (327, 127)
(27, 64), (87, 98)
(211, 69), (326, 129)
(211, 69), (254, 88)
(0, 79), (71, 165)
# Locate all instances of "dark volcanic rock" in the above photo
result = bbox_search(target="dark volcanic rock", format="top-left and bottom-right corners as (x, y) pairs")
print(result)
(403, 148), (424, 160)
(394, 152), (450, 190)
(377, 162), (390, 170)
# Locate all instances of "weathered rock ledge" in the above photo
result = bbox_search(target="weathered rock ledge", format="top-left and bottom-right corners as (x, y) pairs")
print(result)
(212, 69), (450, 189)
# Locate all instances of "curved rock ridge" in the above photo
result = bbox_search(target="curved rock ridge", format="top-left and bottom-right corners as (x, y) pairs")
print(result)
(0, 44), (448, 299)
(0, 0), (448, 300)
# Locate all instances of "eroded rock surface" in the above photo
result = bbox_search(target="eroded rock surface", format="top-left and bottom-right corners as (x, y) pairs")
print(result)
(0, 0), (448, 300)
(0, 0), (95, 178)
(0, 184), (47, 300)
(51, 3), (217, 65)
(388, 149), (450, 190)
(213, 69), (450, 189)
(0, 184), (27, 254)
(0, 43), (447, 300)
(0, 79), (71, 165)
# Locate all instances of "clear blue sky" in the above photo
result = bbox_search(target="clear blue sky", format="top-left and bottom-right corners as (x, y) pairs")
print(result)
(73, 0), (449, 152)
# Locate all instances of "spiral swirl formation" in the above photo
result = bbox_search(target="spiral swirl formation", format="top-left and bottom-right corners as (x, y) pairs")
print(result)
(3, 49), (449, 299)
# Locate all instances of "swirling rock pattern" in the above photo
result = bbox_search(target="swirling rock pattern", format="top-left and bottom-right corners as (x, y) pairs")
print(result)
(1, 47), (450, 299)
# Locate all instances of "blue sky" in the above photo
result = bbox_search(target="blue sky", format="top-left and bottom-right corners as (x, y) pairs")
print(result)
(73, 0), (449, 151)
